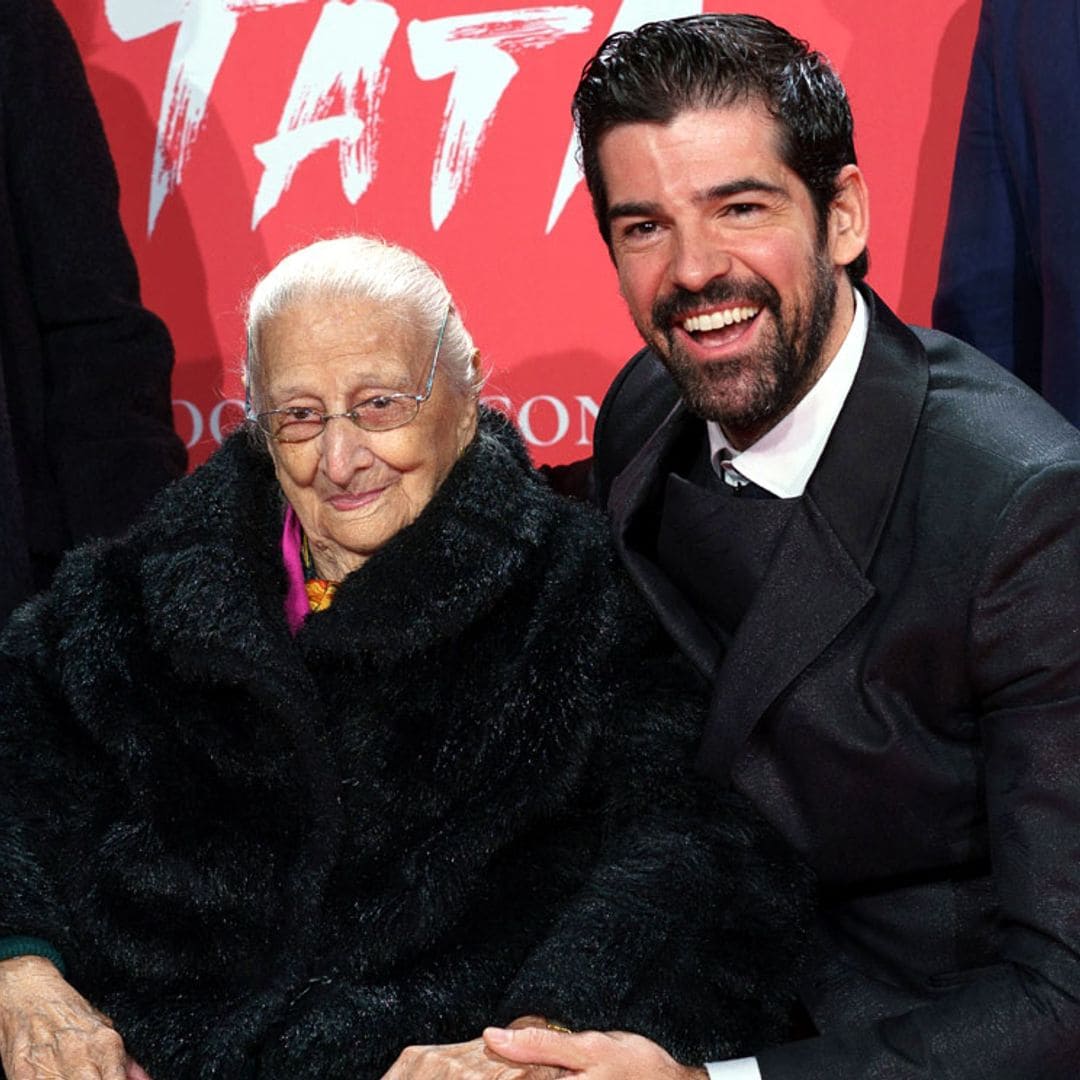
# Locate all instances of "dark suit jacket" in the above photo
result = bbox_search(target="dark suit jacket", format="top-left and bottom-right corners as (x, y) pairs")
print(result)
(0, 0), (186, 623)
(933, 0), (1080, 426)
(592, 288), (1080, 1078)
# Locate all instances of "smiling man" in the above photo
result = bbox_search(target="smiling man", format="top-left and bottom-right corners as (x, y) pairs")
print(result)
(473, 13), (1080, 1080)
(600, 102), (861, 454)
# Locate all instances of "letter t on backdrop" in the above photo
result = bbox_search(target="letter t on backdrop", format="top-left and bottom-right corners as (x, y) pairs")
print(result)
(106, 0), (309, 234)
(408, 6), (593, 230)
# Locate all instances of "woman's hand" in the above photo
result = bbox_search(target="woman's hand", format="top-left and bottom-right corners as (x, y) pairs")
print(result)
(381, 1016), (564, 1080)
(381, 1035), (565, 1080)
(0, 955), (150, 1079)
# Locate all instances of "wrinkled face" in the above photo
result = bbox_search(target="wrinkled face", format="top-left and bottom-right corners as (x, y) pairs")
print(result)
(598, 104), (863, 447)
(259, 295), (477, 580)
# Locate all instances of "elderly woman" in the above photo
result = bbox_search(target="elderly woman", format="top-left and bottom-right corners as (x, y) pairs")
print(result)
(0, 236), (809, 1079)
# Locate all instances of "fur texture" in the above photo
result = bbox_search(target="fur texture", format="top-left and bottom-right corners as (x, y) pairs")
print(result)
(0, 411), (810, 1077)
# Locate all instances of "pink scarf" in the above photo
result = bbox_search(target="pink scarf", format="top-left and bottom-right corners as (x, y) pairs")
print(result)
(281, 504), (310, 635)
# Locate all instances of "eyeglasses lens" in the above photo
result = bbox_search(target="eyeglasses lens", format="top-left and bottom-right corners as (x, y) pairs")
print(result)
(262, 397), (421, 442)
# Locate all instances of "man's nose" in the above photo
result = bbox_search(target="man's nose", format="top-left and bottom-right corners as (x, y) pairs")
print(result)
(670, 226), (733, 294)
(319, 416), (377, 484)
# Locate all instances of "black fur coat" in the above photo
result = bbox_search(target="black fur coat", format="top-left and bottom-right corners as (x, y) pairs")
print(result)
(0, 413), (810, 1078)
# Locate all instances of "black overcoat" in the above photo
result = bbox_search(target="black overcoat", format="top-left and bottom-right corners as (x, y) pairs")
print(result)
(0, 413), (810, 1078)
(591, 287), (1080, 1078)
(0, 0), (186, 622)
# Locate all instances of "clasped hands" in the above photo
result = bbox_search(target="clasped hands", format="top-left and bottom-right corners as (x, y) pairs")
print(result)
(382, 1016), (707, 1080)
(0, 963), (704, 1080)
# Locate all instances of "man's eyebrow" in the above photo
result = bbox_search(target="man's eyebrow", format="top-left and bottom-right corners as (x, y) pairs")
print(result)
(702, 177), (788, 202)
(607, 200), (661, 221)
(607, 178), (789, 223)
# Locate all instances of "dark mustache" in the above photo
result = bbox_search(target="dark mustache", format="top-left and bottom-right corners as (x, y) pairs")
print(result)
(652, 277), (781, 329)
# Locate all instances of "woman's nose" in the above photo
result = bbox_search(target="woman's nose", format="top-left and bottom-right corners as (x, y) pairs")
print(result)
(318, 416), (377, 484)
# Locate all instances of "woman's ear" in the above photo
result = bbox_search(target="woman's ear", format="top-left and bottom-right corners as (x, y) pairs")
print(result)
(458, 351), (482, 453)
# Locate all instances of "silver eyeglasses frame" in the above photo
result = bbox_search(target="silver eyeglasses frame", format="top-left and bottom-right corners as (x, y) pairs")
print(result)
(252, 302), (452, 443)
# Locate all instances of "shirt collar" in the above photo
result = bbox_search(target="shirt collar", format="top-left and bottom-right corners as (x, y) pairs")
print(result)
(707, 287), (868, 498)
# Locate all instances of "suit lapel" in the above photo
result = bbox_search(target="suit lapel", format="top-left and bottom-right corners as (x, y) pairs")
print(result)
(807, 293), (929, 575)
(696, 290), (930, 775)
(694, 496), (874, 772)
(609, 401), (722, 680)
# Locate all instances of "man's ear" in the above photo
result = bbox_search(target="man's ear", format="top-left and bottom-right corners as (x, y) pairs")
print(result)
(828, 164), (869, 269)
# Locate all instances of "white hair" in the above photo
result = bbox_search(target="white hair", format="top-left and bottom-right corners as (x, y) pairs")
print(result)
(243, 235), (483, 413)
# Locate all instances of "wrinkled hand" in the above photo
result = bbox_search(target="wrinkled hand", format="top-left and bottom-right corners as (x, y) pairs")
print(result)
(483, 1026), (708, 1080)
(382, 1016), (564, 1080)
(381, 1036), (566, 1080)
(0, 955), (151, 1079)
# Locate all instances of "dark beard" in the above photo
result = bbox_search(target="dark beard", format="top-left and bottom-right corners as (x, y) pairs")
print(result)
(648, 253), (838, 434)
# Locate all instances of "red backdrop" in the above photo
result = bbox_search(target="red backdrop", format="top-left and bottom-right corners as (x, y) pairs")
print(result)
(58, 0), (981, 467)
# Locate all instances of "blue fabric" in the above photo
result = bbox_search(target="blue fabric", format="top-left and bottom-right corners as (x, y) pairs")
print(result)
(934, 0), (1080, 426)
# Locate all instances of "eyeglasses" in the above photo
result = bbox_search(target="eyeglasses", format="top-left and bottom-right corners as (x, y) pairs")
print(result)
(252, 303), (451, 443)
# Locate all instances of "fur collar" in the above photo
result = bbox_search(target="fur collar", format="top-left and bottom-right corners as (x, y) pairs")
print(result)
(116, 407), (567, 674)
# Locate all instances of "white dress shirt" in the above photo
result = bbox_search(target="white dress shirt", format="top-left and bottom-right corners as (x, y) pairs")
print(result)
(707, 288), (868, 496)
(702, 289), (867, 1080)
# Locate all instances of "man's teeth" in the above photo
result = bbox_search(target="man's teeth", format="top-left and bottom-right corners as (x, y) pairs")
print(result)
(681, 307), (760, 333)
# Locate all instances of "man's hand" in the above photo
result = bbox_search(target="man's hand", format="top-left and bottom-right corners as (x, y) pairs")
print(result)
(483, 1026), (708, 1080)
(0, 955), (150, 1079)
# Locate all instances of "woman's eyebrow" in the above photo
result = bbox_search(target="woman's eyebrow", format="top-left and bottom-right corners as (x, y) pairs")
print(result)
(269, 370), (412, 400)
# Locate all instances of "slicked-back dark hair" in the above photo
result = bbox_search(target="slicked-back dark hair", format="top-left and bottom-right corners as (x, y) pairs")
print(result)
(572, 14), (868, 282)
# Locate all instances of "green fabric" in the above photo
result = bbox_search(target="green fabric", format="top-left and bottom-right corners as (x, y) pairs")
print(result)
(0, 935), (65, 974)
